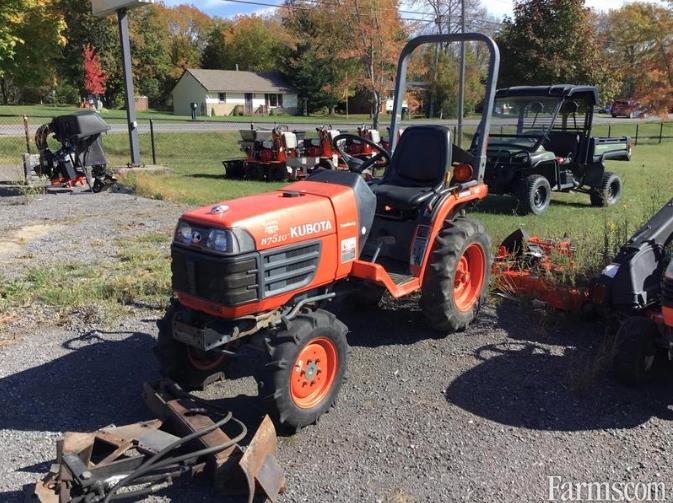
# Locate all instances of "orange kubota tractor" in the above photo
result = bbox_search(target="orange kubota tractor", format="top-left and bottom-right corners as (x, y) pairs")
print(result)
(156, 33), (500, 431)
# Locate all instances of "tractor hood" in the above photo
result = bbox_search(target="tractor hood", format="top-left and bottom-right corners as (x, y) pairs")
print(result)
(180, 187), (339, 251)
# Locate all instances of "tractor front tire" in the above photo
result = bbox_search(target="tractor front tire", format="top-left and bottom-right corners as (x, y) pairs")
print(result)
(613, 316), (660, 387)
(155, 302), (226, 390)
(420, 217), (492, 333)
(257, 309), (348, 432)
(590, 171), (622, 207)
(515, 174), (552, 215)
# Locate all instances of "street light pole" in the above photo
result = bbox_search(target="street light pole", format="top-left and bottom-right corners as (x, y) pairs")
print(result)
(117, 8), (141, 166)
(457, 0), (465, 147)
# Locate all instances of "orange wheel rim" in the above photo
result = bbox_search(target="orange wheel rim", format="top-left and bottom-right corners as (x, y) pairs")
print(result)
(290, 337), (338, 409)
(187, 347), (225, 371)
(453, 243), (486, 312)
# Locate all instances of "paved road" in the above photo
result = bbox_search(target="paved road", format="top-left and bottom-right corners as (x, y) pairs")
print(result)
(2, 115), (670, 137)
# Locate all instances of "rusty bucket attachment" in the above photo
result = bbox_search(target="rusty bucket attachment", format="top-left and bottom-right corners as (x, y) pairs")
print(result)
(27, 379), (285, 503)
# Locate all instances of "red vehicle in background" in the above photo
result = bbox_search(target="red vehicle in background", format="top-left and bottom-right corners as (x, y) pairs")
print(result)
(611, 99), (647, 118)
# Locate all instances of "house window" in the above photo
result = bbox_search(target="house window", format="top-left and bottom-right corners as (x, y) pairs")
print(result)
(218, 92), (226, 103)
(265, 93), (283, 108)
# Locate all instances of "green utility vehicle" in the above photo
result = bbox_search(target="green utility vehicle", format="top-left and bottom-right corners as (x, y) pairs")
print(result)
(483, 85), (631, 215)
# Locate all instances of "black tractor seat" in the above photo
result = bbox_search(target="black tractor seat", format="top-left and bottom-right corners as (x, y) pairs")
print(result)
(370, 125), (451, 211)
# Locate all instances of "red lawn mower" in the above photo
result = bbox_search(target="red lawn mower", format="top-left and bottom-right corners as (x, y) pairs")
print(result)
(225, 125), (305, 181)
(494, 198), (673, 386)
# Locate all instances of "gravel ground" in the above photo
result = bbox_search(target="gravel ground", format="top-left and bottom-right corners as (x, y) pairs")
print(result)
(1, 190), (673, 502)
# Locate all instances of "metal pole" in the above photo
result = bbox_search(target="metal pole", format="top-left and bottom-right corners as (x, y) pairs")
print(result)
(608, 124), (611, 137)
(635, 123), (639, 145)
(659, 121), (664, 144)
(457, 0), (466, 148)
(117, 8), (141, 166)
(150, 119), (157, 165)
(22, 115), (31, 154)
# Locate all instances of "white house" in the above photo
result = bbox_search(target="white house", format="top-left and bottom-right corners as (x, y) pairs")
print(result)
(171, 69), (298, 117)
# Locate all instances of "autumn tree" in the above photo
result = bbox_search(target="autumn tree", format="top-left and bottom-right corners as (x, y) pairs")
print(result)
(83, 44), (107, 102)
(156, 4), (213, 80)
(281, 0), (357, 114)
(496, 0), (618, 105)
(603, 3), (673, 113)
(343, 0), (407, 127)
(202, 16), (292, 72)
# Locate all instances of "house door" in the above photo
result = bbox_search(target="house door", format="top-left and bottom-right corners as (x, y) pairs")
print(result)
(244, 93), (253, 114)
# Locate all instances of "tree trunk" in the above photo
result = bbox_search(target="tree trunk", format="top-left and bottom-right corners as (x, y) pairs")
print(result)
(0, 78), (7, 105)
(371, 90), (381, 129)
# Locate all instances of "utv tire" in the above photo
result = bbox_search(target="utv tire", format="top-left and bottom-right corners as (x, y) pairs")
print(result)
(613, 316), (659, 387)
(257, 309), (348, 432)
(420, 217), (492, 333)
(515, 175), (552, 215)
(590, 171), (622, 207)
(155, 301), (226, 390)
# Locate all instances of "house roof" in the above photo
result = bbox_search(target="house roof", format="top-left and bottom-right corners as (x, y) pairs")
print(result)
(183, 69), (294, 93)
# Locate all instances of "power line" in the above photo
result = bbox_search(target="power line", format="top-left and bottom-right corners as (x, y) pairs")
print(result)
(219, 0), (503, 26)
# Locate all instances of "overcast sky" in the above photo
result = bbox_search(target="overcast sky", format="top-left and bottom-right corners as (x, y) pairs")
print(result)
(161, 0), (661, 19)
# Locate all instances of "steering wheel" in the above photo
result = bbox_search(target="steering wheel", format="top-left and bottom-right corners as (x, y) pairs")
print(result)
(332, 133), (391, 174)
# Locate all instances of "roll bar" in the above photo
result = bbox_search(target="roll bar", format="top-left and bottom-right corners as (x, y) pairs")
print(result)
(389, 33), (500, 181)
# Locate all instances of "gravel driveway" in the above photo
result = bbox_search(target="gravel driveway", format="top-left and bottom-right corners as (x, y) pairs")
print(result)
(1, 191), (672, 502)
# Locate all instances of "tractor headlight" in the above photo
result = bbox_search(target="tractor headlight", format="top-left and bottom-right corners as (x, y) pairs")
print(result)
(207, 229), (235, 253)
(175, 221), (193, 245)
(174, 220), (256, 255)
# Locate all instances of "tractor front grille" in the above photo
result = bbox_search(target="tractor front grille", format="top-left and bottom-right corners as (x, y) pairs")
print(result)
(172, 246), (259, 306)
(171, 240), (321, 307)
(260, 242), (321, 296)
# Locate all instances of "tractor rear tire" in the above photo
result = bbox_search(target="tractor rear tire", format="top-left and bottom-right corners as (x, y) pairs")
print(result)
(515, 174), (552, 215)
(590, 171), (622, 207)
(420, 217), (492, 333)
(257, 309), (348, 432)
(155, 301), (226, 390)
(613, 316), (660, 387)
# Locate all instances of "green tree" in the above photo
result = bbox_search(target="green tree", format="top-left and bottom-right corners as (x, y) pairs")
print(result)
(202, 16), (291, 72)
(0, 0), (67, 103)
(55, 0), (120, 105)
(281, 2), (354, 114)
(496, 0), (617, 104)
(129, 6), (173, 104)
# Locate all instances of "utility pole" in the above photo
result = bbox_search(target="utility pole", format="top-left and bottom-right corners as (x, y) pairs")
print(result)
(457, 0), (465, 147)
(117, 8), (141, 166)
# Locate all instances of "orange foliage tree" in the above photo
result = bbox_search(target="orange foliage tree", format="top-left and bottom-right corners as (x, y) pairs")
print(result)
(341, 0), (407, 127)
(604, 3), (673, 114)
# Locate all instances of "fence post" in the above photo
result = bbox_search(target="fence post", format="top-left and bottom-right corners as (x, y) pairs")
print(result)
(635, 123), (639, 145)
(22, 115), (31, 154)
(607, 124), (611, 137)
(659, 122), (664, 144)
(150, 119), (157, 165)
